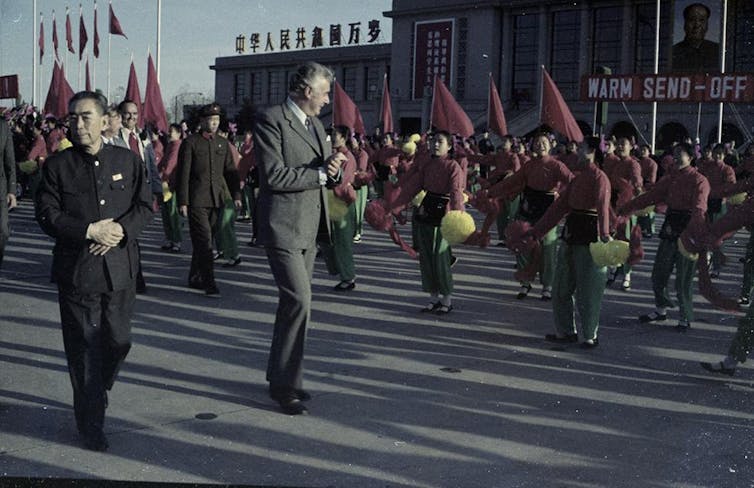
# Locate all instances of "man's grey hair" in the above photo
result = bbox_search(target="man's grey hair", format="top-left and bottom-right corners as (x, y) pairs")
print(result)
(288, 62), (334, 96)
(68, 91), (109, 115)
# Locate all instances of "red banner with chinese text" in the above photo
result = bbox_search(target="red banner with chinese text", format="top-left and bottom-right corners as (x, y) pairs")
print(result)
(413, 20), (453, 100)
(0, 75), (19, 99)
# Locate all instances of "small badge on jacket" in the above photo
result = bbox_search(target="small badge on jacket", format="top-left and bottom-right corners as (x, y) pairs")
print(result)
(112, 173), (123, 181)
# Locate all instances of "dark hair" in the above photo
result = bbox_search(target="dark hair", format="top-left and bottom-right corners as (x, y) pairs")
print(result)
(169, 123), (182, 133)
(433, 130), (452, 144)
(675, 142), (695, 158)
(68, 91), (108, 115)
(118, 99), (138, 114)
(332, 125), (351, 141)
(684, 3), (711, 20)
(288, 62), (334, 96)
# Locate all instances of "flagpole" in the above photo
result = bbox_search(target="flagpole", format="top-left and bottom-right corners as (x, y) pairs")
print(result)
(428, 76), (436, 133)
(107, 33), (111, 101)
(92, 1), (96, 91)
(717, 0), (728, 144)
(64, 6), (69, 79)
(487, 72), (492, 132)
(78, 4), (83, 90)
(539, 65), (545, 129)
(650, 0), (660, 154)
(156, 0), (162, 83)
(33, 2), (38, 105)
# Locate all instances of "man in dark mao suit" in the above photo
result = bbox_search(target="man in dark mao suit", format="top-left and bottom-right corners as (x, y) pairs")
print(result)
(0, 117), (17, 270)
(177, 103), (241, 296)
(35, 91), (153, 450)
(254, 62), (345, 415)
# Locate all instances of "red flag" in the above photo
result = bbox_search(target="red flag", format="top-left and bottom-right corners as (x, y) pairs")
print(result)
(379, 74), (393, 135)
(487, 74), (508, 137)
(125, 61), (142, 112)
(93, 3), (100, 58)
(142, 54), (169, 133)
(109, 3), (127, 38)
(44, 62), (75, 119)
(79, 9), (88, 61)
(38, 14), (44, 64)
(52, 13), (59, 60)
(332, 81), (365, 136)
(85, 58), (91, 91)
(431, 75), (474, 137)
(540, 67), (583, 142)
(65, 9), (75, 54)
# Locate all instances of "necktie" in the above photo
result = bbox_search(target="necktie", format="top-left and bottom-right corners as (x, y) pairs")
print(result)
(305, 117), (318, 141)
(128, 131), (140, 156)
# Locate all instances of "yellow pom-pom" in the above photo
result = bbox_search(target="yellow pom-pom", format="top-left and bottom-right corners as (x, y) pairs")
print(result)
(589, 239), (629, 267)
(636, 205), (655, 217)
(463, 192), (469, 204)
(162, 182), (173, 202)
(728, 193), (746, 205)
(412, 190), (426, 207)
(409, 133), (421, 143)
(677, 237), (699, 261)
(440, 210), (476, 245)
(402, 141), (416, 155)
(327, 190), (349, 221)
(18, 160), (38, 174)
(57, 138), (72, 151)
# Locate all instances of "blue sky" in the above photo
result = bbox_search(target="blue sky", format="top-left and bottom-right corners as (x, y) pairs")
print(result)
(0, 0), (392, 109)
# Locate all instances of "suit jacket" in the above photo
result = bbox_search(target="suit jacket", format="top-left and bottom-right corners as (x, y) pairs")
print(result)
(117, 128), (163, 194)
(35, 144), (153, 293)
(253, 102), (333, 249)
(0, 121), (16, 197)
(176, 132), (240, 208)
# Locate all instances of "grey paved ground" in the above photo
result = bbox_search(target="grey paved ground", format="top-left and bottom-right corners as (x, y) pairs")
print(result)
(1, 199), (752, 488)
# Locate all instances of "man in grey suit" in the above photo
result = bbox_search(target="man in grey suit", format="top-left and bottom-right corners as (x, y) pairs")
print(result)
(0, 117), (17, 270)
(254, 62), (345, 415)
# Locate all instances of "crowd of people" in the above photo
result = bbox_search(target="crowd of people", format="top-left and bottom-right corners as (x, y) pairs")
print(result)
(1, 60), (753, 450)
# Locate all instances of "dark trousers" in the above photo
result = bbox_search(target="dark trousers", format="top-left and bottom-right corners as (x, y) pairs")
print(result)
(0, 191), (9, 269)
(265, 246), (316, 392)
(188, 206), (219, 287)
(58, 285), (136, 436)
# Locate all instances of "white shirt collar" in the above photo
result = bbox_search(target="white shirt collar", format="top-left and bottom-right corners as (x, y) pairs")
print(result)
(286, 96), (308, 127)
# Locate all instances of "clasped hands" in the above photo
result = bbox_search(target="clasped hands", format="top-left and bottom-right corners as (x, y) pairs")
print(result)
(86, 218), (124, 256)
(325, 153), (346, 186)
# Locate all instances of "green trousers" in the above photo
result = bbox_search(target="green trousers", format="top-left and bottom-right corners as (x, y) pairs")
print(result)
(416, 220), (453, 296)
(729, 303), (754, 363)
(214, 200), (239, 259)
(618, 215), (637, 275)
(516, 223), (558, 287)
(496, 195), (520, 241)
(160, 193), (183, 243)
(552, 243), (607, 341)
(354, 186), (368, 236)
(651, 238), (696, 321)
(741, 229), (754, 299)
(322, 204), (356, 282)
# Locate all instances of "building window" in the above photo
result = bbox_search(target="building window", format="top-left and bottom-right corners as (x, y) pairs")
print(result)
(268, 71), (282, 103)
(592, 7), (623, 72)
(364, 65), (380, 101)
(342, 66), (357, 99)
(633, 2), (671, 73)
(250, 72), (262, 105)
(511, 13), (539, 107)
(234, 72), (246, 104)
(550, 10), (580, 100)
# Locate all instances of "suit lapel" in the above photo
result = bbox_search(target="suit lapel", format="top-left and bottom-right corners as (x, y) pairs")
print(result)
(282, 104), (322, 157)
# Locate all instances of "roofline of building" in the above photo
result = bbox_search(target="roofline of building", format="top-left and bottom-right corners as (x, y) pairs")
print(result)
(211, 43), (392, 71)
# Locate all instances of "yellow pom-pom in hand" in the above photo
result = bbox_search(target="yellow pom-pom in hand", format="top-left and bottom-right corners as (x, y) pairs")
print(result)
(728, 193), (746, 205)
(18, 160), (38, 174)
(463, 192), (469, 204)
(402, 141), (417, 155)
(589, 239), (629, 267)
(412, 190), (426, 207)
(162, 182), (172, 202)
(57, 138), (73, 151)
(677, 236), (699, 261)
(409, 133), (422, 143)
(327, 190), (349, 221)
(440, 210), (476, 245)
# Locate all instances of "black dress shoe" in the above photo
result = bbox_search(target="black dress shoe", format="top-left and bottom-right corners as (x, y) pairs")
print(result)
(278, 397), (309, 415)
(333, 280), (355, 292)
(639, 311), (667, 323)
(580, 338), (599, 349)
(205, 284), (221, 297)
(294, 389), (312, 401)
(81, 430), (109, 451)
(700, 361), (736, 376)
(188, 279), (204, 290)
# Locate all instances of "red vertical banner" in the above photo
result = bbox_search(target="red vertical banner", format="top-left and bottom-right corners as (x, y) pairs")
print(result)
(0, 75), (19, 99)
(412, 20), (453, 100)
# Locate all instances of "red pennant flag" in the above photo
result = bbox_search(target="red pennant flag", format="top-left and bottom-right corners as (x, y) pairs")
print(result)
(487, 74), (508, 137)
(38, 14), (44, 64)
(93, 3), (100, 58)
(44, 63), (60, 117)
(125, 61), (142, 112)
(52, 13), (59, 60)
(79, 8), (88, 61)
(85, 58), (91, 91)
(431, 75), (474, 137)
(379, 74), (393, 135)
(540, 67), (584, 142)
(44, 62), (76, 119)
(332, 81), (365, 136)
(109, 3), (127, 38)
(65, 9), (75, 54)
(142, 54), (169, 133)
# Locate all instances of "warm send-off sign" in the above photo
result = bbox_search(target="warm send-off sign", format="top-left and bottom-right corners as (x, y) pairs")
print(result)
(580, 73), (754, 103)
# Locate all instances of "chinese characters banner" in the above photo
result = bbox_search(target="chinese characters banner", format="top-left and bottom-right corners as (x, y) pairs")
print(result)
(0, 75), (19, 99)
(413, 20), (453, 99)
